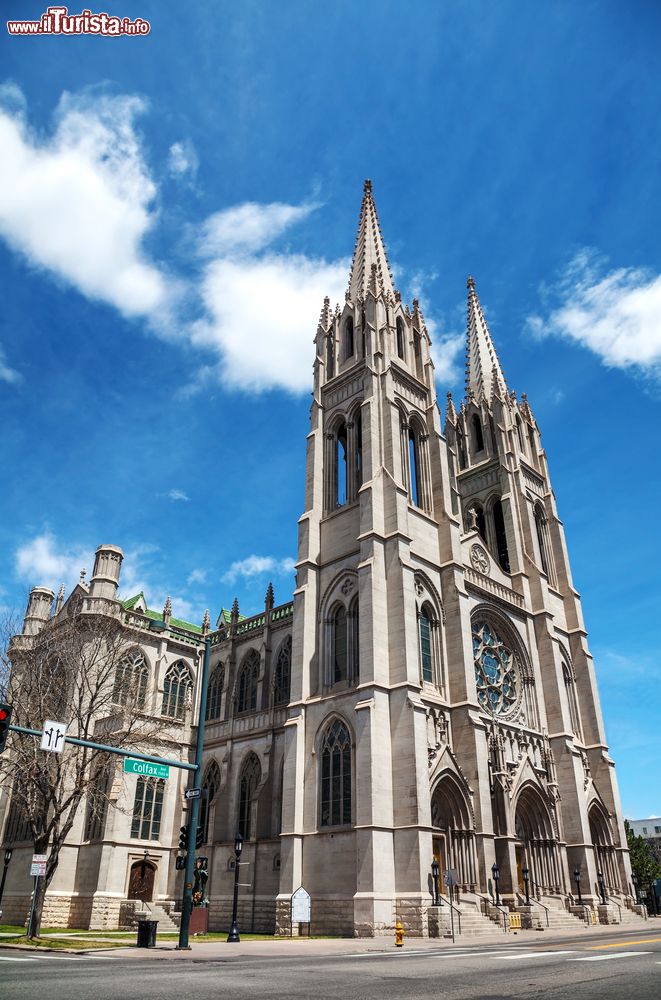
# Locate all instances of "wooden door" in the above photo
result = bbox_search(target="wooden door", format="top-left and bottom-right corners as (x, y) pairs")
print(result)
(128, 861), (156, 902)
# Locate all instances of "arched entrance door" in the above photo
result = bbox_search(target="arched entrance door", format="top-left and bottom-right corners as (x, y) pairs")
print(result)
(128, 860), (156, 902)
(514, 786), (562, 896)
(431, 774), (477, 893)
(589, 802), (620, 892)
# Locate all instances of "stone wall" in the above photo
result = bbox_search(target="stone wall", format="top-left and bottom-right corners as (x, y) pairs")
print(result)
(208, 896), (276, 935)
(395, 897), (429, 937)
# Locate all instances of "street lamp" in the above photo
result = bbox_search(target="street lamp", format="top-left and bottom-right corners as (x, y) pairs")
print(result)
(0, 847), (13, 911)
(492, 863), (501, 907)
(573, 868), (583, 904)
(522, 865), (530, 906)
(431, 859), (440, 906)
(597, 870), (606, 905)
(227, 833), (243, 943)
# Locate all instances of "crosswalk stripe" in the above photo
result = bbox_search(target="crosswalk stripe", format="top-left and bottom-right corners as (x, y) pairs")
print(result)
(571, 951), (651, 962)
(0, 956), (38, 961)
(496, 951), (577, 960)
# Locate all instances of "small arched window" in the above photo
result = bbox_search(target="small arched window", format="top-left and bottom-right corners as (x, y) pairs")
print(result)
(344, 316), (354, 358)
(161, 661), (193, 719)
(457, 427), (467, 470)
(113, 648), (148, 708)
(199, 760), (220, 845)
(413, 331), (422, 376)
(492, 498), (510, 573)
(237, 651), (259, 714)
(534, 504), (550, 577)
(563, 664), (582, 738)
(419, 605), (434, 683)
(515, 415), (526, 453)
(205, 664), (224, 721)
(333, 605), (348, 683)
(408, 429), (422, 507)
(238, 754), (261, 840)
(326, 335), (335, 379)
(471, 414), (484, 453)
(320, 719), (352, 827)
(396, 317), (405, 360)
(274, 637), (291, 706)
(336, 422), (348, 507)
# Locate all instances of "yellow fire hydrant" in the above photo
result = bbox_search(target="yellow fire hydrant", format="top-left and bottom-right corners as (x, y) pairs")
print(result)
(395, 921), (404, 947)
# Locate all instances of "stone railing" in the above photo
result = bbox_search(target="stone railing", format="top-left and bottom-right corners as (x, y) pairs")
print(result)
(464, 567), (525, 609)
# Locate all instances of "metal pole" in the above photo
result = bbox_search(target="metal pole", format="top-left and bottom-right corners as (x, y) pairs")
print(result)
(8, 724), (196, 771)
(177, 634), (211, 950)
(449, 893), (454, 944)
(27, 875), (39, 938)
(0, 860), (10, 909)
(228, 843), (242, 943)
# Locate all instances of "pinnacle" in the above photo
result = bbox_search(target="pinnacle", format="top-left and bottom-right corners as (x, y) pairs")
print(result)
(465, 275), (508, 403)
(347, 180), (395, 301)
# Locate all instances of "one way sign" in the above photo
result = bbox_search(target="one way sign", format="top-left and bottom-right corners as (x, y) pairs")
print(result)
(40, 720), (67, 753)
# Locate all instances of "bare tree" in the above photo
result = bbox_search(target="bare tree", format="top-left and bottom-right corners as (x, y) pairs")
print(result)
(0, 602), (169, 937)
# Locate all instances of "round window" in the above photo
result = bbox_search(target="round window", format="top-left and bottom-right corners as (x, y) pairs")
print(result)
(472, 619), (520, 717)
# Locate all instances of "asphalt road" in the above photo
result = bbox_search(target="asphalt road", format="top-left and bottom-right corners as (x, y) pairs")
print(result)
(2, 931), (660, 1000)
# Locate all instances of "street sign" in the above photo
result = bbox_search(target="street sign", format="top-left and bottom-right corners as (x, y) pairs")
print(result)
(185, 787), (202, 800)
(30, 854), (47, 876)
(291, 886), (311, 923)
(443, 868), (459, 887)
(40, 720), (67, 753)
(123, 758), (170, 779)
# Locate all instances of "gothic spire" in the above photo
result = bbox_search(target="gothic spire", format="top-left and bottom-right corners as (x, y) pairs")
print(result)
(464, 276), (508, 402)
(347, 179), (395, 301)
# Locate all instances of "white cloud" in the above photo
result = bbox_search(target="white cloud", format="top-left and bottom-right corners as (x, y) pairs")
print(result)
(221, 554), (296, 585)
(199, 201), (317, 257)
(431, 333), (464, 388)
(166, 489), (190, 502)
(167, 140), (198, 179)
(193, 252), (348, 393)
(0, 343), (22, 384)
(15, 533), (89, 590)
(0, 87), (168, 318)
(187, 568), (207, 586)
(527, 249), (661, 380)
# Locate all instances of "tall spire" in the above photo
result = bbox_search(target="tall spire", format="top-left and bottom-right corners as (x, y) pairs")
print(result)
(347, 179), (395, 301)
(465, 275), (508, 401)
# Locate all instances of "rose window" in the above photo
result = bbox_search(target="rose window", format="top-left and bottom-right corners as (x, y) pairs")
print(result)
(472, 620), (519, 716)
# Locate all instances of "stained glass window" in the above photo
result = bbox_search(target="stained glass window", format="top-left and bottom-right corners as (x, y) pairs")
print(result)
(274, 637), (291, 705)
(320, 719), (352, 827)
(130, 778), (165, 840)
(113, 649), (148, 708)
(161, 661), (192, 719)
(237, 651), (259, 714)
(419, 607), (433, 683)
(205, 665), (224, 721)
(472, 619), (519, 716)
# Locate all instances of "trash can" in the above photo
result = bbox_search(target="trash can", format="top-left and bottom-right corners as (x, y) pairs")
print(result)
(136, 919), (158, 948)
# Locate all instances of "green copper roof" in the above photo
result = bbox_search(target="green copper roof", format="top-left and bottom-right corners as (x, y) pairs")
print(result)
(121, 593), (202, 635)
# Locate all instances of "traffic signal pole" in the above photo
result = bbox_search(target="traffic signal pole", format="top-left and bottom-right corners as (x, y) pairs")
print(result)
(177, 633), (211, 950)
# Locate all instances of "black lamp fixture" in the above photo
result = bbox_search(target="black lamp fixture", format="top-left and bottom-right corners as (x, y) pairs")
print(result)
(597, 870), (606, 905)
(431, 859), (440, 906)
(522, 864), (530, 906)
(227, 833), (244, 943)
(0, 846), (13, 910)
(573, 867), (583, 904)
(492, 862), (501, 907)
(631, 871), (639, 904)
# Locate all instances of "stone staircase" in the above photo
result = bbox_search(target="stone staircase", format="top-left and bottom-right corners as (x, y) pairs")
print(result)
(524, 903), (585, 932)
(133, 901), (181, 933)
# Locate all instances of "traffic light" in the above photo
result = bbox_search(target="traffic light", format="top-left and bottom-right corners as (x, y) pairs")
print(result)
(175, 855), (186, 870)
(179, 824), (189, 851)
(0, 703), (12, 754)
(195, 825), (204, 850)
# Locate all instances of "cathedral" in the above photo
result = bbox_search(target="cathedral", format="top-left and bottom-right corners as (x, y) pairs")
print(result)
(0, 181), (642, 937)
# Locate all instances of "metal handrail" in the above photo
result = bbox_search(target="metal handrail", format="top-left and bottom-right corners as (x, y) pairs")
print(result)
(603, 893), (622, 923)
(476, 891), (508, 933)
(440, 893), (462, 935)
(528, 883), (550, 927)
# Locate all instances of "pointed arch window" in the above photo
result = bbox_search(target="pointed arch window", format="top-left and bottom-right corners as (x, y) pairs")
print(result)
(205, 664), (224, 721)
(492, 498), (510, 573)
(401, 415), (431, 513)
(333, 605), (348, 683)
(3, 794), (30, 843)
(409, 430), (421, 507)
(336, 422), (348, 506)
(130, 778), (165, 840)
(354, 409), (363, 493)
(113, 648), (148, 709)
(413, 331), (422, 376)
(320, 719), (352, 827)
(396, 317), (405, 360)
(161, 661), (193, 719)
(84, 767), (112, 841)
(326, 335), (335, 379)
(361, 310), (366, 357)
(457, 427), (467, 470)
(471, 414), (484, 453)
(199, 760), (220, 845)
(344, 316), (354, 358)
(274, 637), (291, 706)
(238, 755), (261, 840)
(563, 663), (582, 738)
(419, 605), (434, 683)
(515, 415), (526, 453)
(237, 650), (259, 714)
(534, 503), (555, 583)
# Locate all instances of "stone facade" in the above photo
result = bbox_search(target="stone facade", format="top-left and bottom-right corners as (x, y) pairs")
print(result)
(0, 182), (634, 936)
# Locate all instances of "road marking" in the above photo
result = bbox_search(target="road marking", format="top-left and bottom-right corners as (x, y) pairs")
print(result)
(496, 951), (577, 960)
(0, 956), (38, 961)
(590, 937), (661, 949)
(571, 951), (651, 962)
(340, 948), (523, 959)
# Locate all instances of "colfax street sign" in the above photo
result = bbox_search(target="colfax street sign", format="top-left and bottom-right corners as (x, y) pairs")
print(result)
(40, 720), (67, 753)
(123, 758), (170, 779)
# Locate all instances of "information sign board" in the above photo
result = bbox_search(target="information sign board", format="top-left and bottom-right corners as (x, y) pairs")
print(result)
(291, 886), (311, 923)
(31, 854), (47, 876)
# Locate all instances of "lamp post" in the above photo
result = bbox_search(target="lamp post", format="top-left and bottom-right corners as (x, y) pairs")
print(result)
(631, 872), (638, 904)
(522, 865), (530, 906)
(597, 870), (606, 905)
(431, 859), (440, 906)
(573, 868), (583, 904)
(0, 846), (13, 911)
(227, 833), (243, 942)
(492, 863), (501, 907)
(175, 629), (212, 951)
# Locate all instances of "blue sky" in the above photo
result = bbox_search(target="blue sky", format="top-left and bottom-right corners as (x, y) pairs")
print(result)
(0, 1), (659, 816)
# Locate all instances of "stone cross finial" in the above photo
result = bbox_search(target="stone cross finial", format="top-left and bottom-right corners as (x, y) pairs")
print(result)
(265, 582), (274, 612)
(163, 596), (172, 624)
(202, 609), (210, 635)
